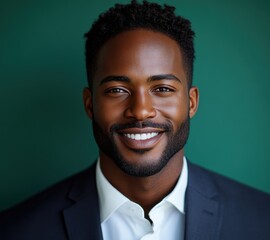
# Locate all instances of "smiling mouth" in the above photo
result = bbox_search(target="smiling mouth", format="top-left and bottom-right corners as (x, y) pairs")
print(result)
(123, 132), (159, 141)
(116, 127), (165, 150)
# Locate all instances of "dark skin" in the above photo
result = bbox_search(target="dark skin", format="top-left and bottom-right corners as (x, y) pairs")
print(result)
(83, 29), (199, 218)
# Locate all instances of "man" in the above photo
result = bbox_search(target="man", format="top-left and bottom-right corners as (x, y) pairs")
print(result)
(0, 1), (270, 239)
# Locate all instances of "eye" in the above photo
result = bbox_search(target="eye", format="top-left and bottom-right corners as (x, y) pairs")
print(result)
(106, 88), (126, 93)
(154, 87), (172, 92)
(105, 87), (129, 96)
(153, 86), (175, 93)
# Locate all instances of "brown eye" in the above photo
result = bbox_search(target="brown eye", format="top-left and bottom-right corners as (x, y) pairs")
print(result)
(105, 87), (129, 97)
(107, 88), (126, 93)
(154, 87), (173, 92)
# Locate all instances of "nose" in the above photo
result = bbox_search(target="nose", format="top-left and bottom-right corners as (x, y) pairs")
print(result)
(124, 90), (156, 121)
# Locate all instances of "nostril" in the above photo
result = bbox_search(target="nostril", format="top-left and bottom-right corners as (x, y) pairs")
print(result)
(124, 97), (156, 120)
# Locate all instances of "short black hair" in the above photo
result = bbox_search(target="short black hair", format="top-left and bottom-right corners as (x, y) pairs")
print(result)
(84, 0), (195, 89)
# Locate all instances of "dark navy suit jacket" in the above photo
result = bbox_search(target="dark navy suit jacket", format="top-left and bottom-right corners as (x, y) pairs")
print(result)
(1, 161), (270, 240)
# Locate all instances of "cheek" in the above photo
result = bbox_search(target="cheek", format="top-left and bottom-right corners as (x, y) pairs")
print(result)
(153, 93), (189, 123)
(93, 94), (125, 129)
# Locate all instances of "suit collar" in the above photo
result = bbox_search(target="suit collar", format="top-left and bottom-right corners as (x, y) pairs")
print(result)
(185, 161), (223, 240)
(61, 160), (224, 240)
(63, 164), (103, 240)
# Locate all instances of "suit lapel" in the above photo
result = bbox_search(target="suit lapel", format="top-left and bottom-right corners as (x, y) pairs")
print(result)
(185, 162), (223, 240)
(63, 164), (103, 240)
(62, 160), (223, 240)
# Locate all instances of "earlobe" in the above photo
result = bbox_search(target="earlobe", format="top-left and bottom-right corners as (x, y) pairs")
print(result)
(189, 86), (199, 118)
(83, 87), (93, 119)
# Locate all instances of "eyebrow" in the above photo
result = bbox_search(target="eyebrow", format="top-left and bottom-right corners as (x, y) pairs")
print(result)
(99, 74), (181, 86)
(148, 74), (181, 83)
(100, 76), (130, 85)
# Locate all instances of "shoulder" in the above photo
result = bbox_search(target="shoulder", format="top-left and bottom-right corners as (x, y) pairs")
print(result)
(0, 164), (97, 239)
(1, 164), (96, 216)
(187, 161), (270, 206)
(188, 161), (270, 201)
(187, 161), (270, 229)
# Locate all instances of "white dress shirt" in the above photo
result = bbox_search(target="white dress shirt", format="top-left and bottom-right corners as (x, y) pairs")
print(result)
(96, 157), (188, 240)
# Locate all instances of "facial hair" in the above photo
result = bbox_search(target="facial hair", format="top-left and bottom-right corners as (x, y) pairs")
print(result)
(92, 117), (190, 177)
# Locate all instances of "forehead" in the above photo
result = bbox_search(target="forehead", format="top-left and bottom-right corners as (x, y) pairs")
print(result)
(93, 29), (187, 85)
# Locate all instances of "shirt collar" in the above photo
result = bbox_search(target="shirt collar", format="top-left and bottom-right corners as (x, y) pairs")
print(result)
(96, 159), (129, 222)
(164, 156), (188, 214)
(96, 156), (188, 223)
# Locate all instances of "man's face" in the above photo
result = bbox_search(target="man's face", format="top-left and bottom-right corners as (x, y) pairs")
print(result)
(84, 29), (198, 177)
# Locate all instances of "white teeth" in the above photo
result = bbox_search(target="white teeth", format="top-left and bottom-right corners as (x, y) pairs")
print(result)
(124, 132), (159, 140)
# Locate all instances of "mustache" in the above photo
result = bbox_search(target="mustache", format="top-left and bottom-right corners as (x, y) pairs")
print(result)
(110, 120), (173, 132)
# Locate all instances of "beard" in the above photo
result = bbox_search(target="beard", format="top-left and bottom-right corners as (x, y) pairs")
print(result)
(92, 116), (190, 177)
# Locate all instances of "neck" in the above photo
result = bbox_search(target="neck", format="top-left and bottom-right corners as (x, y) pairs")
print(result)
(99, 150), (184, 216)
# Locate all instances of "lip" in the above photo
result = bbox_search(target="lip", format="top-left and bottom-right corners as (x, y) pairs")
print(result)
(117, 128), (165, 150)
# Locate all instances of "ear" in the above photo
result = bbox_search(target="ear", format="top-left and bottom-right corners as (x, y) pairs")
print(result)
(83, 87), (93, 119)
(189, 86), (199, 118)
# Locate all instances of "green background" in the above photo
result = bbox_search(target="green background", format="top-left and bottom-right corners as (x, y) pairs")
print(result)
(1, 0), (269, 211)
